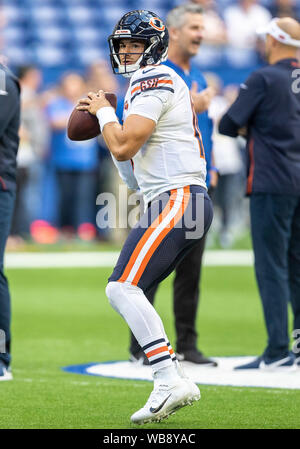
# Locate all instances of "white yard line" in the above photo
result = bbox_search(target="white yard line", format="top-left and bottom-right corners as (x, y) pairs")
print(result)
(4, 250), (254, 269)
(4, 251), (119, 269)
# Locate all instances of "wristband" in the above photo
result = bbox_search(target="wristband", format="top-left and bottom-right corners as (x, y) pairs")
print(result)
(96, 107), (118, 133)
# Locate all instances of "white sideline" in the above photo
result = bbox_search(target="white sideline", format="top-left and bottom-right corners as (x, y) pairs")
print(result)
(4, 250), (254, 269)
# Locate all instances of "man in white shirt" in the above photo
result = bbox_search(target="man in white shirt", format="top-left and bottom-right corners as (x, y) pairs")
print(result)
(224, 0), (272, 66)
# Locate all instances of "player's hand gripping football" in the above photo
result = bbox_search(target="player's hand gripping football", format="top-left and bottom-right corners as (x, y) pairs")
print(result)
(76, 90), (112, 116)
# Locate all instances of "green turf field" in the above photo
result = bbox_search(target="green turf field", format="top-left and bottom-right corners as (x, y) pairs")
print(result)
(1, 265), (299, 429)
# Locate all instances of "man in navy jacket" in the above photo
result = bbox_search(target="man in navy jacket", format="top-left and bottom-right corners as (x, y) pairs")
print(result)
(219, 17), (300, 369)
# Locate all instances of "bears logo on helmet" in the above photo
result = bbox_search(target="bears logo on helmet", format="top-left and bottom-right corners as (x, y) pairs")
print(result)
(149, 17), (165, 32)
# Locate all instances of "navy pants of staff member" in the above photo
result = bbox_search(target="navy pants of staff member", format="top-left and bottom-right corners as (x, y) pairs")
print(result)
(0, 188), (16, 367)
(250, 193), (300, 359)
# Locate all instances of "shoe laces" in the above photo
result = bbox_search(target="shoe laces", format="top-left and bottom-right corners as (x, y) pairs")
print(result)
(146, 383), (173, 409)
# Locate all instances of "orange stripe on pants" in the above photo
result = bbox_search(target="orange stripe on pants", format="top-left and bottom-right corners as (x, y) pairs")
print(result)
(117, 189), (178, 283)
(131, 186), (191, 286)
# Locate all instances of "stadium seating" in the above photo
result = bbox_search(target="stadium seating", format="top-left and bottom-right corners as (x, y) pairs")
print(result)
(1, 0), (290, 87)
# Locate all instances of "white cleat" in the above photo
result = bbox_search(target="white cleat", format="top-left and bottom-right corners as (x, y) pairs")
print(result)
(174, 360), (202, 401)
(185, 378), (201, 401)
(0, 365), (13, 382)
(130, 378), (200, 425)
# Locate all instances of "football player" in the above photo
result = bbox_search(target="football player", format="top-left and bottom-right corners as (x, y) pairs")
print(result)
(77, 10), (213, 425)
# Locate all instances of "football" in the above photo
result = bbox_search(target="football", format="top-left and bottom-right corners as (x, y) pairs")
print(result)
(67, 92), (117, 141)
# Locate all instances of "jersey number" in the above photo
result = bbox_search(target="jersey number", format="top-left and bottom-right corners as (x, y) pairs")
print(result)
(140, 78), (159, 91)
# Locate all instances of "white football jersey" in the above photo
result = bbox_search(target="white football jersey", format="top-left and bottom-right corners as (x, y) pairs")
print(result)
(123, 64), (207, 206)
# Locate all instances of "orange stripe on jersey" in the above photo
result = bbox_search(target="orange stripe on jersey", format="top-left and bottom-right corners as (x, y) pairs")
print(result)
(157, 79), (173, 85)
(117, 189), (177, 283)
(131, 85), (141, 95)
(247, 138), (255, 195)
(195, 114), (205, 158)
(131, 186), (190, 286)
(190, 96), (205, 159)
(131, 79), (172, 95)
(192, 108), (202, 155)
(146, 346), (169, 359)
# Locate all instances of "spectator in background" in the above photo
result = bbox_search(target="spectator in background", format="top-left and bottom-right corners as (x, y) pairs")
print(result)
(0, 10), (5, 55)
(45, 73), (99, 241)
(208, 80), (246, 248)
(270, 0), (300, 20)
(9, 66), (49, 244)
(86, 60), (119, 94)
(189, 0), (227, 45)
(224, 0), (272, 67)
(189, 0), (227, 67)
(85, 60), (122, 242)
